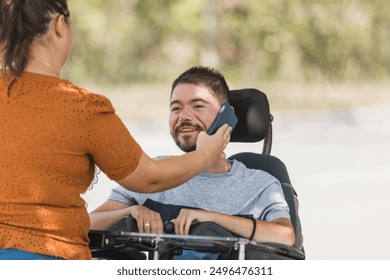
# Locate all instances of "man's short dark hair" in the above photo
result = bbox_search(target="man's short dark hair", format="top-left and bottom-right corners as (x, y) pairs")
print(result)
(171, 66), (230, 104)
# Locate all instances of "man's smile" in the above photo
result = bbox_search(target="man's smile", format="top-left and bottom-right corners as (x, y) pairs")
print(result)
(179, 126), (199, 134)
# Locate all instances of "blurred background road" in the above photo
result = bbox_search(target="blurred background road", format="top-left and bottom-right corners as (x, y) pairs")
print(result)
(83, 103), (390, 260)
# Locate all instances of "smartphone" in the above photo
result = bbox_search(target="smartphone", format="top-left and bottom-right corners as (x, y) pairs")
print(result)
(207, 102), (238, 135)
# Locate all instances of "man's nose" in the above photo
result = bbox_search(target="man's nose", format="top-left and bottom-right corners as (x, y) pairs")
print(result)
(179, 108), (194, 122)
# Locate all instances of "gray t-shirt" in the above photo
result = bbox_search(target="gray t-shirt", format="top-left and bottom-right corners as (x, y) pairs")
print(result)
(109, 159), (290, 222)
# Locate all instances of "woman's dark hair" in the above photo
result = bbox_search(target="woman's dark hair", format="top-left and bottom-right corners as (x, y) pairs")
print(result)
(171, 66), (230, 104)
(0, 0), (70, 77)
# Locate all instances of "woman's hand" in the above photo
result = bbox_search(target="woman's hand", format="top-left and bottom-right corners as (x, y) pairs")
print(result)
(196, 124), (231, 167)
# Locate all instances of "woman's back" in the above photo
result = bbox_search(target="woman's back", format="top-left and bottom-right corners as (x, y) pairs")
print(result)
(0, 71), (141, 259)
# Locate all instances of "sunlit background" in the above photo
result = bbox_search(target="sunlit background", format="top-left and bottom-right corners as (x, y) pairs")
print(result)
(62, 1), (390, 260)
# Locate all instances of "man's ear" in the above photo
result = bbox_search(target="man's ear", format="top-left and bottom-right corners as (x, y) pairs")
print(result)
(54, 15), (66, 38)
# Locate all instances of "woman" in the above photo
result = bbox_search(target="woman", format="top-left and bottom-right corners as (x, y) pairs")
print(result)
(0, 0), (230, 260)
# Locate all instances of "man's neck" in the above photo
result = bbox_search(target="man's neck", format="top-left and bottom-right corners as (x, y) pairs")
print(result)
(204, 159), (232, 174)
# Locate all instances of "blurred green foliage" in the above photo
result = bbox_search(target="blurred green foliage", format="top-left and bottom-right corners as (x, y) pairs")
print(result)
(65, 0), (390, 85)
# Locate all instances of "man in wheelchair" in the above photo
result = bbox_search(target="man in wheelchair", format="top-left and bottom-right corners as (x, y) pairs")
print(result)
(89, 66), (304, 260)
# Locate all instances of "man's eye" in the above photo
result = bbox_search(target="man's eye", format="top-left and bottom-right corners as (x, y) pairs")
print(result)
(194, 105), (204, 109)
(171, 107), (181, 112)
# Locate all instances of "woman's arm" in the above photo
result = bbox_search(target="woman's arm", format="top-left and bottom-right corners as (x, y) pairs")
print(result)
(89, 200), (134, 230)
(117, 126), (231, 193)
(89, 200), (164, 233)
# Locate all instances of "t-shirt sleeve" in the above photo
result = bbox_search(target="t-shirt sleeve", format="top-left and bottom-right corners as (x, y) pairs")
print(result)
(259, 179), (291, 222)
(109, 186), (139, 205)
(84, 93), (142, 180)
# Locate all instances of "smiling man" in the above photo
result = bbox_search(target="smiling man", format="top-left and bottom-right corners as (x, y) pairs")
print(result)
(89, 66), (295, 259)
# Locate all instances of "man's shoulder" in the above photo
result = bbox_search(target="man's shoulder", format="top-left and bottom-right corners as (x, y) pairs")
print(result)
(232, 159), (269, 175)
(232, 159), (280, 183)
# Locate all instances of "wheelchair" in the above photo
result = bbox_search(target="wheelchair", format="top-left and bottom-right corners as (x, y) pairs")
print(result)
(89, 88), (305, 260)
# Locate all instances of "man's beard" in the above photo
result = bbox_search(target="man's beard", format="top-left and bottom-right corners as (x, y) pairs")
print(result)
(173, 135), (196, 152)
(172, 122), (203, 153)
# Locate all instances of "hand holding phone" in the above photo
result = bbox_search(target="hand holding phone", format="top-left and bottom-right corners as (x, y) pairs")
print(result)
(207, 102), (238, 135)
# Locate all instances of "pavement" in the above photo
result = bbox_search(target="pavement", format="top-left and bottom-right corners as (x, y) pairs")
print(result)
(82, 104), (390, 260)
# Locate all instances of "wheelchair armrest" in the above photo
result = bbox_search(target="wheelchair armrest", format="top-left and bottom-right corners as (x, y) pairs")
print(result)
(107, 216), (138, 232)
(245, 242), (306, 260)
(189, 222), (236, 237)
(189, 222), (305, 260)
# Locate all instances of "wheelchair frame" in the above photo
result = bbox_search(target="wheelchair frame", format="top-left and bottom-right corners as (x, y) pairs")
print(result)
(89, 230), (305, 260)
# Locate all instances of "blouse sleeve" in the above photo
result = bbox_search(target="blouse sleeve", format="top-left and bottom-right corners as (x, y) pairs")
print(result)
(84, 93), (142, 180)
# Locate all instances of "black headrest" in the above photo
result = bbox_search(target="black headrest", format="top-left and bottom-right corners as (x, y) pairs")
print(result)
(229, 88), (270, 142)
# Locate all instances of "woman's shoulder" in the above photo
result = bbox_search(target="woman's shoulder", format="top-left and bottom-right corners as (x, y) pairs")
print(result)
(57, 81), (105, 99)
(56, 81), (115, 112)
(19, 72), (109, 102)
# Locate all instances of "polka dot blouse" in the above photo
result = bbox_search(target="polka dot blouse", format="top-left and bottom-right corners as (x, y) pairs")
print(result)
(0, 71), (142, 259)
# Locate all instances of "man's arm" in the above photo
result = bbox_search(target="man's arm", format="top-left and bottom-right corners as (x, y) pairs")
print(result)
(89, 200), (134, 230)
(173, 209), (295, 247)
(89, 200), (164, 233)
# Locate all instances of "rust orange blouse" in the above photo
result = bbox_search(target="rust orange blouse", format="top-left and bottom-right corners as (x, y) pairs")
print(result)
(0, 71), (142, 259)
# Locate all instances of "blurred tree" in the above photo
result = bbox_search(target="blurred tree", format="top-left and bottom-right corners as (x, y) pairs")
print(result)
(292, 0), (390, 80)
(64, 0), (390, 85)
